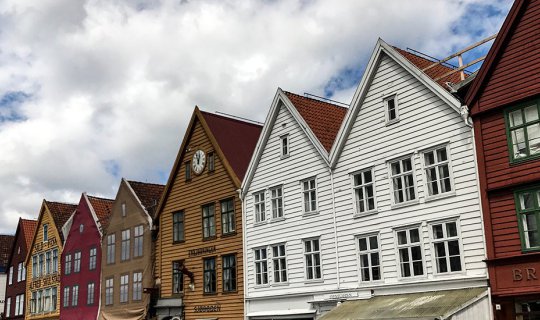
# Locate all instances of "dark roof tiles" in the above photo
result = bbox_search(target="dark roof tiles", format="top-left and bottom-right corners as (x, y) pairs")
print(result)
(0, 235), (15, 270)
(21, 219), (38, 251)
(87, 196), (114, 231)
(127, 180), (165, 216)
(45, 201), (77, 240)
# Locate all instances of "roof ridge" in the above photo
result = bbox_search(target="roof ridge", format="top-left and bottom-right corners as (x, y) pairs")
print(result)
(283, 91), (348, 109)
(45, 200), (77, 206)
(200, 110), (263, 128)
(126, 179), (165, 187)
(87, 195), (114, 202)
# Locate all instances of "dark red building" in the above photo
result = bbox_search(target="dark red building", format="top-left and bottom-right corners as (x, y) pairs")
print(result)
(59, 194), (113, 320)
(463, 0), (540, 318)
(1, 233), (15, 319)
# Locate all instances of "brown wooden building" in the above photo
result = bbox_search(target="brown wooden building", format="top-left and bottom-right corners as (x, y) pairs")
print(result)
(462, 0), (540, 318)
(154, 107), (261, 320)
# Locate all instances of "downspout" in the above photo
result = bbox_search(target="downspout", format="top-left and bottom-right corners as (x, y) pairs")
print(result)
(328, 166), (340, 290)
(238, 188), (248, 320)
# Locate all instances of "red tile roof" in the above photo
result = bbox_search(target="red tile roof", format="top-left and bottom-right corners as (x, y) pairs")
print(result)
(284, 92), (348, 152)
(45, 201), (77, 240)
(21, 219), (38, 251)
(394, 47), (467, 89)
(0, 235), (15, 270)
(201, 111), (263, 181)
(127, 180), (165, 216)
(87, 196), (114, 231)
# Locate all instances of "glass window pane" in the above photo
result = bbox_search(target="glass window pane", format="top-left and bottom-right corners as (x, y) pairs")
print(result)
(402, 159), (412, 171)
(446, 222), (457, 237)
(433, 224), (444, 239)
(424, 151), (435, 166)
(521, 193), (535, 210)
(364, 171), (372, 183)
(437, 147), (448, 162)
(369, 236), (378, 249)
(409, 229), (420, 243)
(510, 109), (523, 127)
(524, 105), (539, 123)
(358, 238), (367, 251)
(527, 123), (540, 155)
(397, 231), (407, 245)
(512, 128), (527, 158)
(391, 162), (401, 175)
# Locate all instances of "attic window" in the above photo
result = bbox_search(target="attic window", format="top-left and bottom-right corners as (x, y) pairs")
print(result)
(384, 95), (399, 124)
(207, 152), (215, 172)
(281, 135), (290, 158)
(43, 224), (49, 242)
(79, 224), (84, 233)
(185, 161), (192, 181)
(122, 202), (127, 217)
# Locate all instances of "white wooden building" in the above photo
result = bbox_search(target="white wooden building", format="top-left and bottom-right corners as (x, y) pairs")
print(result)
(242, 39), (491, 320)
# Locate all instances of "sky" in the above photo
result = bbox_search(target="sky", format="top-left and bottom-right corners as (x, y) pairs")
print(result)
(0, 0), (512, 234)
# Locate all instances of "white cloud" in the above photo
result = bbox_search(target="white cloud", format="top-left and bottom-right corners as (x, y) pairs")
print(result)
(0, 0), (511, 233)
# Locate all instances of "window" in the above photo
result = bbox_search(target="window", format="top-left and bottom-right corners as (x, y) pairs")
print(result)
(304, 239), (322, 280)
(353, 169), (376, 214)
(64, 254), (71, 275)
(52, 287), (57, 311)
(121, 229), (130, 261)
(222, 255), (236, 292)
(358, 234), (381, 281)
(516, 188), (540, 250)
(74, 251), (81, 273)
(17, 262), (23, 282)
(254, 191), (266, 223)
(281, 135), (289, 157)
(172, 211), (184, 242)
(8, 266), (13, 285)
(390, 157), (416, 204)
(120, 274), (129, 303)
(46, 251), (51, 274)
(79, 224), (84, 233)
(431, 221), (462, 273)
(121, 202), (126, 217)
(272, 244), (287, 283)
(63, 286), (70, 307)
(172, 261), (184, 294)
(107, 234), (115, 264)
(270, 186), (284, 219)
(16, 294), (23, 315)
(88, 248), (97, 270)
(202, 204), (216, 239)
(14, 295), (19, 316)
(423, 146), (453, 197)
(384, 95), (398, 123)
(39, 253), (44, 276)
(37, 290), (42, 312)
(506, 99), (540, 161)
(43, 224), (48, 242)
(105, 278), (114, 305)
(203, 257), (216, 294)
(133, 272), (142, 301)
(185, 161), (191, 181)
(302, 178), (317, 213)
(134, 225), (144, 257)
(207, 152), (215, 172)
(53, 249), (58, 273)
(254, 248), (268, 285)
(72, 285), (79, 307)
(31, 292), (36, 313)
(32, 256), (37, 278)
(221, 198), (235, 235)
(6, 297), (10, 317)
(87, 283), (95, 305)
(396, 227), (424, 277)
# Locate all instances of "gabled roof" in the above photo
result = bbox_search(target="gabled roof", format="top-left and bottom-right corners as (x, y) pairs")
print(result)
(126, 179), (165, 218)
(87, 195), (114, 232)
(0, 234), (15, 271)
(329, 39), (462, 168)
(155, 107), (262, 219)
(45, 200), (77, 242)
(21, 218), (38, 250)
(283, 92), (348, 152)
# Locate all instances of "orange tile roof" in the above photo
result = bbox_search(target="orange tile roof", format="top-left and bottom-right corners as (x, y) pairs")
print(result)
(45, 200), (77, 240)
(284, 91), (348, 152)
(127, 180), (165, 217)
(394, 47), (467, 90)
(21, 219), (38, 251)
(87, 196), (114, 231)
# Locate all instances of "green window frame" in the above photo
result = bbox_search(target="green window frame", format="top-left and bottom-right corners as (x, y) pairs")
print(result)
(515, 187), (540, 252)
(505, 98), (540, 163)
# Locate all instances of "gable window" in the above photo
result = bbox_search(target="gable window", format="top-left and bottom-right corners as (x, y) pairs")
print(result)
(121, 229), (130, 261)
(506, 99), (540, 161)
(134, 225), (144, 257)
(304, 239), (322, 280)
(281, 135), (290, 157)
(516, 188), (540, 250)
(254, 248), (268, 285)
(133, 272), (142, 301)
(72, 285), (79, 307)
(87, 283), (95, 305)
(185, 161), (191, 181)
(221, 198), (235, 235)
(254, 191), (266, 223)
(107, 234), (115, 264)
(222, 254), (237, 292)
(89, 248), (97, 270)
(353, 169), (376, 214)
(272, 244), (287, 283)
(423, 146), (453, 197)
(53, 249), (58, 273)
(202, 204), (216, 239)
(43, 224), (48, 242)
(79, 224), (84, 233)
(207, 152), (215, 172)
(390, 157), (416, 204)
(384, 95), (399, 123)
(358, 234), (381, 281)
(172, 211), (184, 242)
(270, 186), (284, 219)
(64, 254), (71, 275)
(74, 251), (81, 273)
(302, 178), (317, 213)
(203, 257), (216, 294)
(8, 266), (13, 285)
(17, 262), (24, 282)
(431, 221), (462, 273)
(396, 227), (424, 277)
(172, 261), (184, 294)
(121, 202), (126, 217)
(32, 256), (37, 278)
(63, 287), (70, 307)
(120, 274), (129, 303)
(105, 278), (114, 305)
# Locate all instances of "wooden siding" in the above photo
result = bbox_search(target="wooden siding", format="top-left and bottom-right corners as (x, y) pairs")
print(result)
(488, 190), (522, 258)
(332, 53), (486, 288)
(5, 222), (30, 320)
(472, 0), (540, 114)
(157, 119), (244, 319)
(244, 103), (337, 299)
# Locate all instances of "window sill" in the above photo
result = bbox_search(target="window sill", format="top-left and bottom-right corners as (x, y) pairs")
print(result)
(173, 240), (185, 245)
(433, 270), (465, 277)
(203, 292), (218, 296)
(390, 200), (419, 210)
(385, 119), (400, 126)
(222, 289), (238, 294)
(280, 154), (290, 160)
(510, 152), (540, 165)
(202, 236), (217, 242)
(398, 275), (427, 282)
(269, 217), (285, 223)
(254, 284), (271, 289)
(302, 211), (319, 217)
(304, 279), (324, 284)
(358, 279), (384, 286)
(424, 191), (456, 203)
(353, 210), (378, 219)
(221, 231), (237, 238)
(271, 282), (289, 287)
(253, 221), (268, 227)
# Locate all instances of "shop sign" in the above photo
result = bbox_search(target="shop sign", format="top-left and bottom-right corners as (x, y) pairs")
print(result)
(29, 274), (60, 290)
(188, 246), (216, 257)
(34, 238), (57, 254)
(194, 304), (221, 313)
(495, 261), (540, 290)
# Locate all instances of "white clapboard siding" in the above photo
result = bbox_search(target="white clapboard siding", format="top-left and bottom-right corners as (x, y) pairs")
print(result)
(244, 102), (338, 298)
(331, 51), (486, 290)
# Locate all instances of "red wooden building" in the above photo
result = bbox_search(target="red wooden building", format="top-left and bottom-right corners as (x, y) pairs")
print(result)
(59, 194), (113, 320)
(463, 0), (540, 318)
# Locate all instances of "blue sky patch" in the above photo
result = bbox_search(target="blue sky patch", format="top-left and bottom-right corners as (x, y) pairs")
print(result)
(0, 91), (30, 122)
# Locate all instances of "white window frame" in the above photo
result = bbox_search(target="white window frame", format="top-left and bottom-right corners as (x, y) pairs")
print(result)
(64, 254), (72, 275)
(107, 233), (115, 264)
(395, 225), (426, 279)
(17, 262), (23, 282)
(8, 265), (13, 285)
(421, 144), (455, 200)
(16, 294), (24, 315)
(351, 168), (377, 216)
(357, 233), (383, 283)
(74, 251), (81, 273)
(270, 185), (284, 220)
(89, 247), (97, 270)
(121, 229), (130, 261)
(280, 134), (290, 158)
(302, 177), (318, 214)
(71, 285), (79, 307)
(133, 272), (143, 301)
(133, 225), (144, 258)
(105, 278), (114, 305)
(384, 94), (399, 124)
(253, 247), (268, 286)
(271, 244), (288, 284)
(253, 191), (266, 223)
(388, 155), (418, 208)
(120, 274), (129, 303)
(6, 297), (10, 317)
(303, 238), (323, 281)
(429, 219), (464, 274)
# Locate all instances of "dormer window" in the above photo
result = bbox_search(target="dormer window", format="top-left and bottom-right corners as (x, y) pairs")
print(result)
(384, 95), (399, 124)
(281, 135), (289, 158)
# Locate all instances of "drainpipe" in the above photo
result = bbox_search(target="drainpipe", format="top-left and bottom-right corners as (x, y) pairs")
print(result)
(238, 188), (248, 320)
(329, 166), (340, 290)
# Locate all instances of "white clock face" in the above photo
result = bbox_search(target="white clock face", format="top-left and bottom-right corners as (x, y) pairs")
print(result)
(192, 150), (206, 175)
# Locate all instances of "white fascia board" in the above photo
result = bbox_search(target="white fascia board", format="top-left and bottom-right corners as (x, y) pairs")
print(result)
(124, 178), (154, 229)
(61, 211), (76, 245)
